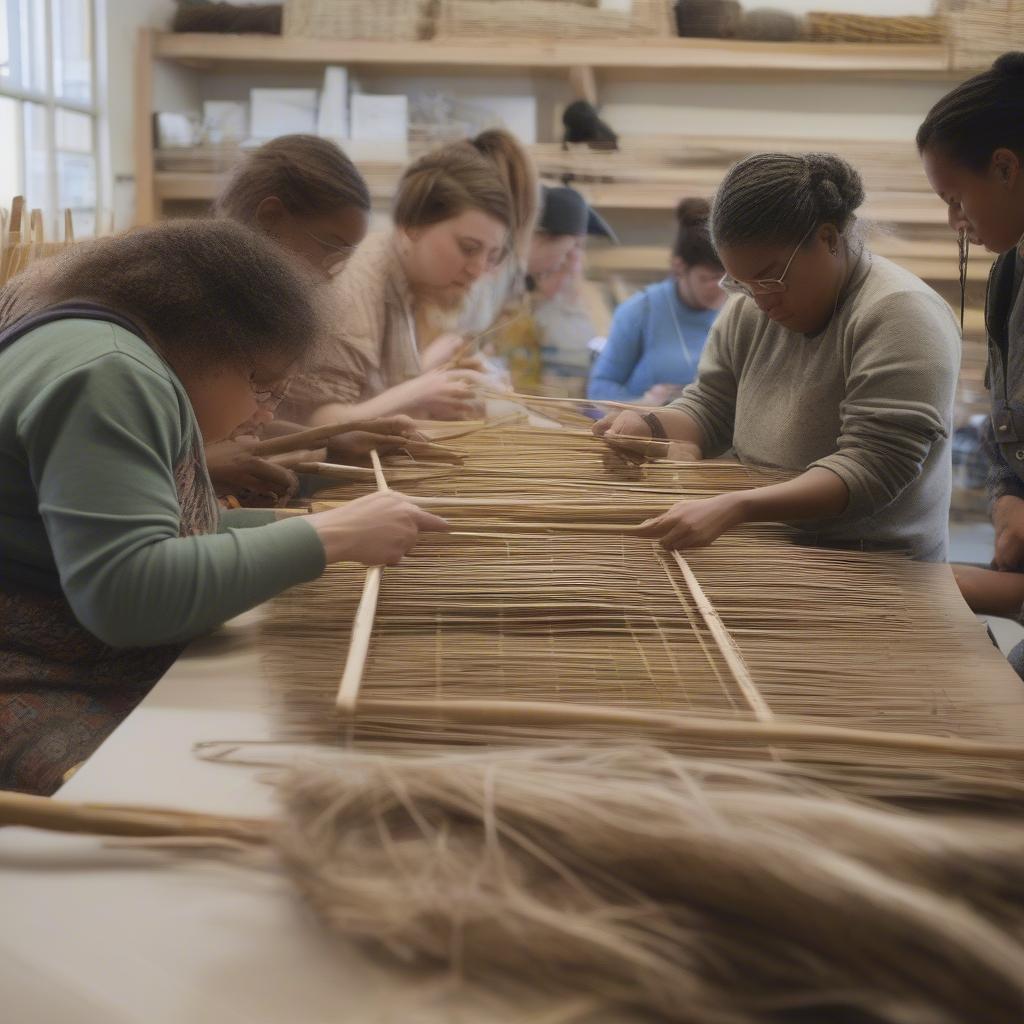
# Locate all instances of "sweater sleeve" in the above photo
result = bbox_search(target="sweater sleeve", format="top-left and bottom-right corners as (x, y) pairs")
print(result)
(982, 416), (1024, 511)
(587, 294), (646, 401)
(666, 305), (739, 457)
(18, 352), (326, 648)
(810, 292), (958, 519)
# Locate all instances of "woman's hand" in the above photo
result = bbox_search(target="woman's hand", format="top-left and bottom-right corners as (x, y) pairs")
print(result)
(205, 436), (298, 505)
(594, 410), (700, 464)
(593, 409), (649, 440)
(635, 493), (747, 551)
(420, 333), (470, 372)
(307, 491), (449, 566)
(388, 369), (487, 421)
(325, 416), (426, 463)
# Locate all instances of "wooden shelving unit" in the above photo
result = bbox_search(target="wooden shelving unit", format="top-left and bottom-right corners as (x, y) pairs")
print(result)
(153, 32), (954, 77)
(136, 29), (965, 224)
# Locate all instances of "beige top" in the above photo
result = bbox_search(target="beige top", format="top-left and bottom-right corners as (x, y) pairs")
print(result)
(280, 232), (422, 422)
(670, 249), (960, 562)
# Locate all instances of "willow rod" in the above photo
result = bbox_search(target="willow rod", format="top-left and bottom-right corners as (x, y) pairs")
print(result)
(253, 419), (387, 457)
(671, 551), (772, 722)
(256, 425), (461, 462)
(484, 390), (652, 412)
(351, 699), (1024, 760)
(297, 462), (450, 485)
(0, 790), (269, 842)
(336, 451), (387, 715)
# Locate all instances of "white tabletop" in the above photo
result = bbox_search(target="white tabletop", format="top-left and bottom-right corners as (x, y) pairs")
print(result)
(0, 611), (606, 1023)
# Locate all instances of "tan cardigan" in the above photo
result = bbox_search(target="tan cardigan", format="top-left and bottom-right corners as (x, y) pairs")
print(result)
(280, 232), (422, 423)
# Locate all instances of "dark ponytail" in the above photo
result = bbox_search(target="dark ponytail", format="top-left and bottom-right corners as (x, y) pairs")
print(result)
(672, 197), (721, 269)
(916, 51), (1024, 171)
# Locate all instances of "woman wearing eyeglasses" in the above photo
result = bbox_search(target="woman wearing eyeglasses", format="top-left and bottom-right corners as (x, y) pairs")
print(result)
(0, 220), (447, 794)
(595, 152), (960, 561)
(209, 134), (427, 506)
(284, 131), (533, 426)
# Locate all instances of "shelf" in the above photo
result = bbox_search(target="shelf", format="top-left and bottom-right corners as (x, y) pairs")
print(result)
(153, 168), (956, 229)
(588, 243), (995, 284)
(153, 32), (955, 78)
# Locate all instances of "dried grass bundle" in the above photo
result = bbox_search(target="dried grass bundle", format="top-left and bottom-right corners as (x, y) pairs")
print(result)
(271, 745), (1024, 1023)
(8, 744), (1024, 1021)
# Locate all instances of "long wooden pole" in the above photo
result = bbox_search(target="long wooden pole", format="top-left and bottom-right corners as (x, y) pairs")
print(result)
(352, 698), (1024, 761)
(671, 551), (772, 722)
(0, 790), (269, 842)
(335, 450), (387, 716)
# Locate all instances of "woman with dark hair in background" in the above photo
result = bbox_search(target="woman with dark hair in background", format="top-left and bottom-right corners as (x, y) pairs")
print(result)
(915, 53), (1024, 669)
(0, 220), (445, 795)
(588, 197), (725, 404)
(596, 152), (960, 561)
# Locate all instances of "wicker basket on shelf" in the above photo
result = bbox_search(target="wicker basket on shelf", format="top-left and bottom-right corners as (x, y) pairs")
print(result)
(283, 0), (437, 41)
(940, 0), (1024, 69)
(434, 0), (674, 41)
(802, 12), (946, 44)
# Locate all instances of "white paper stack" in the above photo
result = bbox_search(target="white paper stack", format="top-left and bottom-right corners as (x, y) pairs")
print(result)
(317, 67), (349, 141)
(348, 93), (409, 162)
(250, 89), (319, 139)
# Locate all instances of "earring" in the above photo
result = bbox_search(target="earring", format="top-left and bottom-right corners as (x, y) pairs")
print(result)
(829, 247), (838, 256)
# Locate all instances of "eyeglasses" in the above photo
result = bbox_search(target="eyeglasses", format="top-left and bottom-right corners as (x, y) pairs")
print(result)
(249, 374), (292, 410)
(303, 228), (358, 272)
(719, 225), (815, 298)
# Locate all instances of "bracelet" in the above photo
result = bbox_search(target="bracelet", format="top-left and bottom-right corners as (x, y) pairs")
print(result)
(641, 412), (668, 440)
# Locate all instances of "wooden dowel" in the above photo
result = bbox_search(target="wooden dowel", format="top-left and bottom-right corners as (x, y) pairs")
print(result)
(352, 698), (1024, 760)
(336, 450), (386, 716)
(0, 790), (269, 842)
(671, 551), (772, 722)
(297, 461), (449, 484)
(253, 420), (391, 457)
(485, 390), (653, 412)
(370, 448), (388, 492)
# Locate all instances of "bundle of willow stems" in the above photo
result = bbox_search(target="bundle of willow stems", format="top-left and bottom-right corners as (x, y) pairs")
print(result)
(6, 744), (1024, 1023)
(266, 422), (1024, 784)
(262, 532), (1024, 790)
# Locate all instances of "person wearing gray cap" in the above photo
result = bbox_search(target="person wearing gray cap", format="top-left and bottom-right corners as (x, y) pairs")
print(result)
(457, 183), (617, 389)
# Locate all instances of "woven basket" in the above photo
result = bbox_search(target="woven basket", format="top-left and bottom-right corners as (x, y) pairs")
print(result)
(283, 0), (436, 41)
(941, 0), (1024, 69)
(435, 0), (673, 40)
(803, 12), (946, 45)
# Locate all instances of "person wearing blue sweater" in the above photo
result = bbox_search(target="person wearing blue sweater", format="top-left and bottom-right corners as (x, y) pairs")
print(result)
(588, 198), (725, 405)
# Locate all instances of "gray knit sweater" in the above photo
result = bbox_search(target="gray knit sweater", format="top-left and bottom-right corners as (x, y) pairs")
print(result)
(670, 249), (960, 561)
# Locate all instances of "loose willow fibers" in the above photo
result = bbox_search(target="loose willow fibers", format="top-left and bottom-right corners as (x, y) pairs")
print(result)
(6, 744), (1024, 1022)
(270, 746), (1024, 1023)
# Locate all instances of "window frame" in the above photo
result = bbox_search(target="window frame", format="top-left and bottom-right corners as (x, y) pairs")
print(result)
(0, 0), (102, 238)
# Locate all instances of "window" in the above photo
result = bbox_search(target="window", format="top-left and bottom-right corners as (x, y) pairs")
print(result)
(0, 0), (99, 238)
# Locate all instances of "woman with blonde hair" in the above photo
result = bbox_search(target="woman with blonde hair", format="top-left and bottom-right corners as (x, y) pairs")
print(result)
(282, 130), (531, 425)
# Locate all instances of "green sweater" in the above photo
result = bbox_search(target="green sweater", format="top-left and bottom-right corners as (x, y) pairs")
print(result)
(0, 319), (326, 648)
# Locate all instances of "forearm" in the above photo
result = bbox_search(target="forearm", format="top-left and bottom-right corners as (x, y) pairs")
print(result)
(66, 518), (325, 648)
(308, 403), (361, 428)
(651, 407), (707, 453)
(733, 467), (849, 525)
(953, 564), (1024, 618)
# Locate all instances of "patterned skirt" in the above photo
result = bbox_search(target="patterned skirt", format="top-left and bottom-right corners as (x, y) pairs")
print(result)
(0, 587), (183, 795)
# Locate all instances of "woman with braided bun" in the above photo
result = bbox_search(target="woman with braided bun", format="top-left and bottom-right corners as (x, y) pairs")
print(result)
(595, 152), (960, 561)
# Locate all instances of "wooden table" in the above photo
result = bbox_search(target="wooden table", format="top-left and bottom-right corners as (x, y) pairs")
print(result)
(0, 609), (613, 1023)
